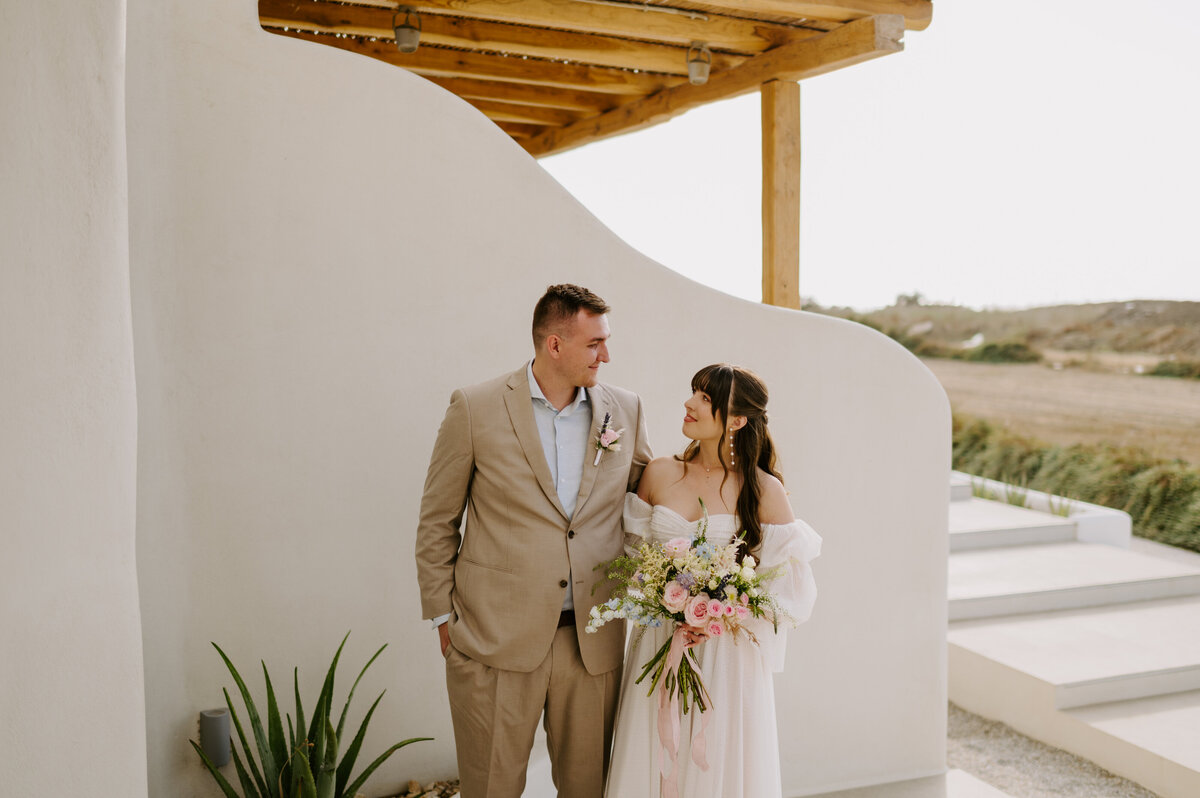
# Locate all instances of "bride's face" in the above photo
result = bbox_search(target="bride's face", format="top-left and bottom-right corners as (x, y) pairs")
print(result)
(682, 390), (723, 441)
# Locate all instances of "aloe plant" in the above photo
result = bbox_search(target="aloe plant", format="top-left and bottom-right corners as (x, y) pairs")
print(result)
(189, 632), (431, 798)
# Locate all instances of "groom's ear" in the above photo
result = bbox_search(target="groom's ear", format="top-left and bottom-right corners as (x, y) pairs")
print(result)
(544, 333), (563, 358)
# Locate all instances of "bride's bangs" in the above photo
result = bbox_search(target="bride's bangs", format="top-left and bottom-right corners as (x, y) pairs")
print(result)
(691, 364), (733, 421)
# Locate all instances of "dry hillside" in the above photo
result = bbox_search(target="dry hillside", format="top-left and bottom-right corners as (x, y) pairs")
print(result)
(813, 299), (1200, 361)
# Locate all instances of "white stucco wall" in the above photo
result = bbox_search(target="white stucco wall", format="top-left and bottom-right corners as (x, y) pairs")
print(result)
(126, 2), (949, 796)
(0, 2), (148, 795)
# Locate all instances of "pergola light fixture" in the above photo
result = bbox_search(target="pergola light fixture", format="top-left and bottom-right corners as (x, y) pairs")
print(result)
(687, 43), (711, 85)
(392, 6), (421, 53)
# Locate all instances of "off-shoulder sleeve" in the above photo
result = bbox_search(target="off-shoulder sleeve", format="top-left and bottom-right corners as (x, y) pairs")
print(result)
(622, 492), (653, 555)
(750, 518), (822, 672)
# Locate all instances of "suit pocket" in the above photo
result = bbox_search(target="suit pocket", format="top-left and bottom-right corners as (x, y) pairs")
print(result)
(598, 449), (632, 471)
(457, 554), (514, 574)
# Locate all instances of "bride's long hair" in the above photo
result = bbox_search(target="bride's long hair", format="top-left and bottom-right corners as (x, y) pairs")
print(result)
(677, 364), (782, 561)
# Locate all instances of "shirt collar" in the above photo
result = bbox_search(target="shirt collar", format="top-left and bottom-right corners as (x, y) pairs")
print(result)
(528, 360), (588, 414)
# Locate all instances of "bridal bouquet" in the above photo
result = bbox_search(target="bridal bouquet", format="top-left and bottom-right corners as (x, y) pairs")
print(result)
(586, 500), (790, 715)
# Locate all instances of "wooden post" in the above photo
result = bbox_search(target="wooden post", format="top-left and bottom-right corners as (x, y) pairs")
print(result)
(761, 79), (801, 309)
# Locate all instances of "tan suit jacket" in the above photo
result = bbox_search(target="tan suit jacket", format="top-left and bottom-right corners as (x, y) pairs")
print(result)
(416, 364), (651, 674)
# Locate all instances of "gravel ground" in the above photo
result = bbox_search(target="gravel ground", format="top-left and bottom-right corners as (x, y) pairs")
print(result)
(948, 703), (1159, 797)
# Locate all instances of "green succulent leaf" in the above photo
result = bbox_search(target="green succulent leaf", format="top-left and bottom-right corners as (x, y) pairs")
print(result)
(264, 662), (287, 779)
(224, 687), (267, 797)
(189, 739), (243, 798)
(343, 738), (432, 798)
(292, 746), (318, 798)
(335, 643), (386, 744)
(334, 690), (383, 796)
(229, 741), (262, 798)
(213, 643), (280, 796)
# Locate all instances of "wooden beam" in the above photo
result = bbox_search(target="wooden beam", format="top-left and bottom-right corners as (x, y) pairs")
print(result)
(463, 97), (581, 127)
(494, 121), (544, 139)
(269, 28), (680, 95)
(652, 1), (932, 32)
(761, 79), (801, 310)
(259, 0), (753, 75)
(522, 14), (904, 157)
(422, 76), (620, 113)
(344, 0), (809, 53)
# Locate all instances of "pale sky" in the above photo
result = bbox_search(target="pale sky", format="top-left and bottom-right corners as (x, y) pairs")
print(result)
(542, 0), (1200, 310)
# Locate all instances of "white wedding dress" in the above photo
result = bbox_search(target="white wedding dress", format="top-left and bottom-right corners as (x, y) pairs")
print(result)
(605, 494), (822, 798)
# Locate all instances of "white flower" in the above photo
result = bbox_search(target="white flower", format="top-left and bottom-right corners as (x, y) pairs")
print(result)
(723, 585), (737, 599)
(744, 555), (757, 569)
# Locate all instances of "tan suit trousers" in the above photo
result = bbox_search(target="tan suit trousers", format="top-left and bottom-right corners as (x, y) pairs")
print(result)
(445, 626), (621, 798)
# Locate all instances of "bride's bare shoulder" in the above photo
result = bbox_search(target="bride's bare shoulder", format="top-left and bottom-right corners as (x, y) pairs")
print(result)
(756, 470), (795, 524)
(637, 457), (684, 503)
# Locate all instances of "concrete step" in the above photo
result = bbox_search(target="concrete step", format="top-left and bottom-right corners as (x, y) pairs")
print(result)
(950, 595), (1200, 710)
(1067, 690), (1200, 798)
(808, 770), (1012, 797)
(949, 541), (1200, 620)
(950, 473), (973, 503)
(949, 498), (1076, 552)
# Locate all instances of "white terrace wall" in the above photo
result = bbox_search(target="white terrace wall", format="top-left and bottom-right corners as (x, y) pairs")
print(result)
(126, 2), (949, 796)
(0, 2), (148, 794)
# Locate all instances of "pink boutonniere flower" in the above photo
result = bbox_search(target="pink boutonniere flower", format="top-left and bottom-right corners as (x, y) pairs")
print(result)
(593, 412), (625, 465)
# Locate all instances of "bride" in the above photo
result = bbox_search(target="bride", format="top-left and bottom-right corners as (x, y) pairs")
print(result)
(605, 364), (821, 798)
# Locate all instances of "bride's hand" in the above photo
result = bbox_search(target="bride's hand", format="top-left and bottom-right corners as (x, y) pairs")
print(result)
(682, 627), (708, 648)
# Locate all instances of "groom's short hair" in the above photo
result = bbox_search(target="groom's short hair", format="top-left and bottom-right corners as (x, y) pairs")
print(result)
(532, 284), (610, 348)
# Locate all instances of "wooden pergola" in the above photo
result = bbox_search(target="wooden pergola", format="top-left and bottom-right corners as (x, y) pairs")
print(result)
(261, 1), (931, 308)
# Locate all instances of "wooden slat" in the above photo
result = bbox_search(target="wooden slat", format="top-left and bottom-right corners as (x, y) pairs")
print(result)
(346, 0), (809, 53)
(761, 79), (801, 310)
(260, 0), (753, 75)
(494, 121), (544, 139)
(269, 28), (680, 95)
(463, 97), (581, 126)
(423, 76), (620, 113)
(652, 1), (932, 31)
(521, 14), (905, 157)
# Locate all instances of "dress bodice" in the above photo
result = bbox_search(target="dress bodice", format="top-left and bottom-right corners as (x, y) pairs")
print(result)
(623, 493), (822, 565)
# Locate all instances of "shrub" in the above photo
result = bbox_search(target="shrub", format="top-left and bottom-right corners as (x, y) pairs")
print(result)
(952, 416), (1200, 553)
(962, 341), (1042, 363)
(1148, 360), (1200, 379)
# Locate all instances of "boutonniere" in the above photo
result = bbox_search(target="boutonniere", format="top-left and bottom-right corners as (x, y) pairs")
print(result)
(593, 412), (625, 466)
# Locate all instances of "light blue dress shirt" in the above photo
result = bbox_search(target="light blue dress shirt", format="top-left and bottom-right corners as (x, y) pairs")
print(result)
(433, 362), (592, 627)
(526, 360), (592, 610)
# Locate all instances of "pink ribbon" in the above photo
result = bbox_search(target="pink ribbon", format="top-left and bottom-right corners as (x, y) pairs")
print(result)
(657, 627), (711, 798)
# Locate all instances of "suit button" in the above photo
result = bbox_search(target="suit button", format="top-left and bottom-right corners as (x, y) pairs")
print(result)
(568, 530), (576, 539)
(559, 579), (568, 588)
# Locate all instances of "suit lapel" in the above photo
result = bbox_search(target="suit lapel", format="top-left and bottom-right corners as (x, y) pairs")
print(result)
(504, 367), (570, 522)
(573, 385), (610, 521)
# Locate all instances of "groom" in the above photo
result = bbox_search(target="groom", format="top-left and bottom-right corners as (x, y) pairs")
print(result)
(416, 284), (652, 798)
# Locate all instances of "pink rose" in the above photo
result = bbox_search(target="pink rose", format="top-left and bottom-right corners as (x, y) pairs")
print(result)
(723, 603), (736, 617)
(684, 594), (709, 626)
(661, 581), (690, 614)
(706, 619), (725, 638)
(706, 599), (725, 618)
(739, 593), (750, 605)
(663, 537), (692, 558)
(599, 429), (620, 447)
(735, 605), (750, 620)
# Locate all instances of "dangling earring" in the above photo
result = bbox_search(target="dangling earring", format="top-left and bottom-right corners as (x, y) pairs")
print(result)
(728, 427), (736, 467)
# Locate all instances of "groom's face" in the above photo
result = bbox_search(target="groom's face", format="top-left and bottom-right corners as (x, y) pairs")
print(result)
(556, 310), (611, 388)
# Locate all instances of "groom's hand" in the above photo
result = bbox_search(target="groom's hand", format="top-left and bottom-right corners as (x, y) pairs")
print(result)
(437, 622), (450, 656)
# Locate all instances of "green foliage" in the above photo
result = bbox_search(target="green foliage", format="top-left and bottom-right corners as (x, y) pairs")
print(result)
(962, 341), (1042, 363)
(1148, 359), (1200, 379)
(952, 416), (1200, 553)
(189, 633), (431, 798)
